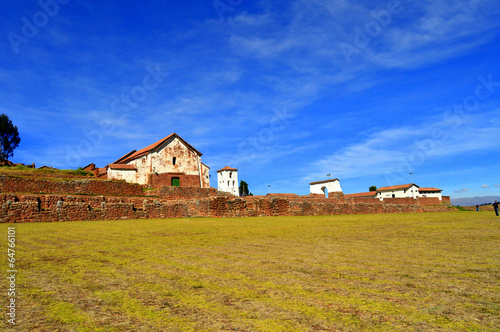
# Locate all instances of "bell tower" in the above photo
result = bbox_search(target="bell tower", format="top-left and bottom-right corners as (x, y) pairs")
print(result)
(217, 166), (239, 195)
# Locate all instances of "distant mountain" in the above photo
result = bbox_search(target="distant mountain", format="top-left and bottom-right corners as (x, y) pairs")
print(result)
(450, 196), (500, 206)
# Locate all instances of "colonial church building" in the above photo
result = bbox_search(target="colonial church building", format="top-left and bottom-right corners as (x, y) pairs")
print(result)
(104, 133), (210, 188)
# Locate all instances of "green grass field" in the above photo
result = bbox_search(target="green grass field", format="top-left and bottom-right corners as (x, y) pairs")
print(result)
(1, 212), (499, 331)
(0, 165), (94, 178)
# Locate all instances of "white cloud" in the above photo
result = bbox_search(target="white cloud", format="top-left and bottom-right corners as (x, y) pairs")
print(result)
(454, 188), (470, 194)
(226, 0), (500, 73)
(303, 110), (500, 183)
(481, 185), (491, 189)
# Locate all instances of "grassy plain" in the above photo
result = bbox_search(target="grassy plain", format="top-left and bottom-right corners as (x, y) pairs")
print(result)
(0, 165), (94, 178)
(1, 212), (499, 331)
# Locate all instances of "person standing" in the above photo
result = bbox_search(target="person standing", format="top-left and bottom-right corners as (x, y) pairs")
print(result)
(493, 201), (499, 216)
(476, 204), (479, 211)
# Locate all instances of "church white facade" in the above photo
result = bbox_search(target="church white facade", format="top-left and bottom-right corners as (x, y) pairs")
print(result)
(310, 179), (343, 197)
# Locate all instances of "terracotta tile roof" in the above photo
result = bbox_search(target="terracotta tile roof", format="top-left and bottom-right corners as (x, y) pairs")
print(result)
(108, 164), (137, 170)
(418, 187), (442, 192)
(217, 166), (238, 172)
(310, 179), (339, 185)
(345, 192), (377, 198)
(113, 150), (137, 164)
(377, 184), (419, 192)
(113, 133), (202, 164)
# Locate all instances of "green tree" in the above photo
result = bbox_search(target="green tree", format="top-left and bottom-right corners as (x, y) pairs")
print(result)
(239, 180), (250, 196)
(0, 114), (20, 162)
(369, 186), (377, 192)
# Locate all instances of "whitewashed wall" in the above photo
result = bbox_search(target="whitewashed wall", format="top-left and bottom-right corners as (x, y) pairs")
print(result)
(218, 170), (238, 195)
(418, 191), (442, 199)
(377, 184), (420, 200)
(310, 180), (343, 195)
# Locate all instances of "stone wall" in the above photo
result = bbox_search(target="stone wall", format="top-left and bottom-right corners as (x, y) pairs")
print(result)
(0, 194), (189, 223)
(0, 193), (452, 223)
(288, 197), (345, 204)
(0, 175), (144, 197)
(417, 197), (442, 206)
(349, 198), (381, 204)
(150, 173), (202, 188)
(0, 173), (92, 179)
(151, 186), (232, 200)
(382, 197), (416, 205)
(301, 192), (345, 200)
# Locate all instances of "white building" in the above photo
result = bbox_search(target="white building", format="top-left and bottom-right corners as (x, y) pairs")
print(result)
(217, 166), (239, 196)
(376, 184), (420, 200)
(418, 187), (443, 200)
(106, 133), (210, 188)
(375, 184), (444, 200)
(310, 179), (343, 198)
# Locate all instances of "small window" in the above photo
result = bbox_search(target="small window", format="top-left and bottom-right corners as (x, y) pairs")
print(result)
(228, 180), (230, 186)
(173, 157), (177, 165)
(229, 172), (232, 178)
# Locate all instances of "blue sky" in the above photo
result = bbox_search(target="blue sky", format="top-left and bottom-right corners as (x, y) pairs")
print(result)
(1, 0), (499, 197)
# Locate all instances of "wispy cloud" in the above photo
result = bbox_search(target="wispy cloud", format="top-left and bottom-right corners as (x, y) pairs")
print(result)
(225, 0), (500, 74)
(481, 185), (491, 189)
(302, 110), (500, 182)
(368, 0), (500, 68)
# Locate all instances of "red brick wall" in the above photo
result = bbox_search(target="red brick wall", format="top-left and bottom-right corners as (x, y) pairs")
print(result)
(83, 164), (96, 173)
(150, 173), (201, 188)
(417, 197), (441, 206)
(442, 196), (451, 204)
(300, 192), (345, 200)
(155, 186), (230, 200)
(383, 197), (418, 205)
(0, 175), (144, 196)
(0, 194), (189, 223)
(287, 197), (346, 205)
(348, 198), (381, 204)
(0, 193), (452, 223)
(302, 194), (325, 198)
(267, 193), (300, 198)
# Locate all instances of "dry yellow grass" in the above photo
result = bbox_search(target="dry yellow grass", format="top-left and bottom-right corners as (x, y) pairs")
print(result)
(0, 165), (94, 178)
(1, 211), (499, 331)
